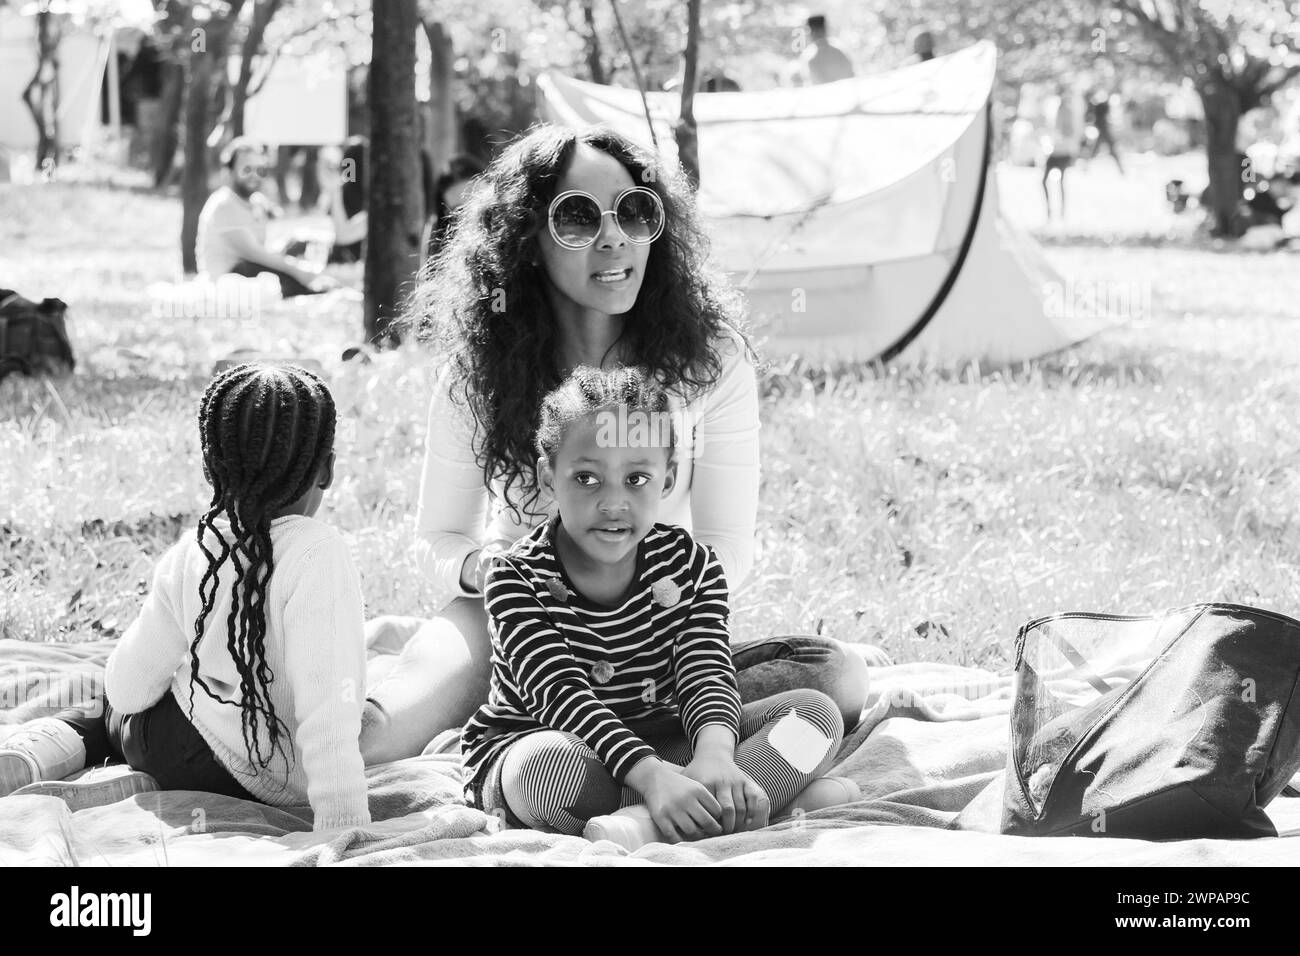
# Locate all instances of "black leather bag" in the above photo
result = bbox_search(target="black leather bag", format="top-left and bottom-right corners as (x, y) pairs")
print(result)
(0, 289), (75, 384)
(1001, 603), (1300, 838)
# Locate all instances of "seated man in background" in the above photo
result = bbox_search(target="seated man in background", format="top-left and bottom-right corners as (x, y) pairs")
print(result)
(196, 137), (338, 297)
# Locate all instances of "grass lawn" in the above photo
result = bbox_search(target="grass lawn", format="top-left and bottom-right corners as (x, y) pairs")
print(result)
(3, 164), (1300, 669)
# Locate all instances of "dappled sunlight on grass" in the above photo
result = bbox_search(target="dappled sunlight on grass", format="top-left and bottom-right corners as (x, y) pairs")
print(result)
(3, 180), (1299, 670)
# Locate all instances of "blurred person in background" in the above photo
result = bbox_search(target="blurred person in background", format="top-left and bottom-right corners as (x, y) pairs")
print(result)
(197, 137), (338, 296)
(1041, 82), (1085, 220)
(1083, 86), (1125, 174)
(907, 26), (936, 64)
(791, 14), (854, 85)
(422, 153), (486, 267)
(322, 136), (369, 263)
(283, 136), (369, 265)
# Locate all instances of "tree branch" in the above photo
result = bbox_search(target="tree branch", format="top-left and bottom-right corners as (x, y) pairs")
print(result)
(608, 0), (658, 150)
(1256, 62), (1300, 100)
(230, 0), (283, 133)
(1185, 0), (1233, 81)
(246, 17), (325, 97)
(1112, 0), (1188, 69)
(581, 0), (606, 84)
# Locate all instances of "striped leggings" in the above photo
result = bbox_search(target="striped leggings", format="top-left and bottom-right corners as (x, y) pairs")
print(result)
(481, 689), (844, 836)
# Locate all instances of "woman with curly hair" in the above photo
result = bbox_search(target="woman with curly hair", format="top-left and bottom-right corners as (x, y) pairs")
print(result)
(360, 124), (875, 764)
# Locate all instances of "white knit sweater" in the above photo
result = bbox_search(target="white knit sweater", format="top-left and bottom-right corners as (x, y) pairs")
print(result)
(104, 515), (371, 831)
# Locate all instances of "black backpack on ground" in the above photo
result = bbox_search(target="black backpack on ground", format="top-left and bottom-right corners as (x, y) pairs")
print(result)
(0, 289), (75, 384)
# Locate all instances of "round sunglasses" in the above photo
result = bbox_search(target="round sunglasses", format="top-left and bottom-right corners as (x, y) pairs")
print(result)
(547, 187), (666, 250)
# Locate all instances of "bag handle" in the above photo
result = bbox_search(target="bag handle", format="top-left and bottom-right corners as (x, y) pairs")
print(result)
(1038, 625), (1115, 695)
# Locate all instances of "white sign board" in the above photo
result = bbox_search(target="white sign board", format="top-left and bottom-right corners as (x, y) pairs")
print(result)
(243, 50), (347, 146)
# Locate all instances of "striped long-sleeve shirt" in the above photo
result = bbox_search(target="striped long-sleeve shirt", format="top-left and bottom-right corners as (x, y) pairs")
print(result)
(461, 516), (742, 796)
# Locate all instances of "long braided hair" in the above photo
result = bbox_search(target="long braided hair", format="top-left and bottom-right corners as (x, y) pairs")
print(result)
(191, 362), (336, 774)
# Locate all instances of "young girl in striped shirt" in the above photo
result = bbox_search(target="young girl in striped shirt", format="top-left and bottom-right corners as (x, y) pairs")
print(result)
(461, 366), (856, 847)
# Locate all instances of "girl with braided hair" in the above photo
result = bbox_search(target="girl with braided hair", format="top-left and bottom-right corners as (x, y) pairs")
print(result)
(0, 363), (371, 831)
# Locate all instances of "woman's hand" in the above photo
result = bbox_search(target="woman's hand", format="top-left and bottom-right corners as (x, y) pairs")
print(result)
(682, 753), (769, 833)
(459, 549), (493, 593)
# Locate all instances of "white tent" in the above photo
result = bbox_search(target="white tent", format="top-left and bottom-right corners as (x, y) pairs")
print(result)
(537, 41), (1110, 364)
(0, 5), (344, 159)
(0, 7), (113, 153)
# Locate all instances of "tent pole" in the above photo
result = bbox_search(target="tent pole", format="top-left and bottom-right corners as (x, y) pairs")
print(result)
(106, 28), (123, 163)
(608, 0), (659, 152)
(877, 99), (994, 364)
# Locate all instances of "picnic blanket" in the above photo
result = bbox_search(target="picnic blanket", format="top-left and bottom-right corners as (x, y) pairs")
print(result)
(3, 638), (1298, 866)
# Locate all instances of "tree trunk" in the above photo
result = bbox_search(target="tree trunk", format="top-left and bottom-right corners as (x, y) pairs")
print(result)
(347, 64), (370, 138)
(210, 59), (232, 147)
(582, 0), (605, 84)
(274, 146), (293, 205)
(179, 4), (245, 274)
(230, 56), (253, 139)
(675, 0), (701, 189)
(502, 51), (536, 139)
(153, 62), (184, 187)
(152, 4), (188, 187)
(365, 0), (422, 347)
(299, 146), (321, 208)
(231, 0), (283, 137)
(1198, 79), (1245, 237)
(180, 52), (214, 273)
(422, 19), (456, 191)
(21, 10), (62, 170)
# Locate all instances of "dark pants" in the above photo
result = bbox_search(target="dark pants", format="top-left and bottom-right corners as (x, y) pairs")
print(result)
(57, 691), (256, 800)
(1084, 125), (1123, 168)
(732, 634), (867, 732)
(1043, 152), (1075, 175)
(281, 237), (361, 265)
(229, 258), (323, 298)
